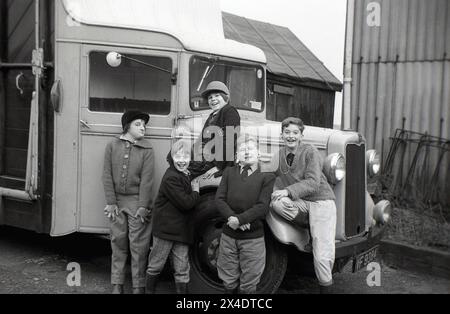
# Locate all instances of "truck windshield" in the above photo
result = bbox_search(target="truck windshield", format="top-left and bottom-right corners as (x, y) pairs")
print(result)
(189, 56), (265, 112)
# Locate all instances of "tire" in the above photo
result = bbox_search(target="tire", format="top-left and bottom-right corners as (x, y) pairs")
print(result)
(189, 193), (288, 294)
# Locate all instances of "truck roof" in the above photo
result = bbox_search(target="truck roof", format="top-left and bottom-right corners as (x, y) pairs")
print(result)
(62, 0), (267, 64)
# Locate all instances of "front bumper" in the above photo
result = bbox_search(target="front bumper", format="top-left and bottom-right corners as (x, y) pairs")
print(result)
(335, 224), (384, 259)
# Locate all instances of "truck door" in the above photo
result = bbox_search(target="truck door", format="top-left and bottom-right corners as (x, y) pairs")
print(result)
(77, 45), (177, 234)
(1, 0), (53, 233)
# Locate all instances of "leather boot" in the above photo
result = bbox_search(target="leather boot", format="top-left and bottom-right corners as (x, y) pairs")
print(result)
(319, 285), (333, 294)
(132, 287), (145, 294)
(238, 289), (256, 294)
(112, 284), (124, 294)
(224, 287), (238, 294)
(175, 282), (188, 294)
(145, 274), (158, 294)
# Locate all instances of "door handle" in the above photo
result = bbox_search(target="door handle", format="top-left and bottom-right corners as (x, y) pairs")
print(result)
(16, 72), (24, 95)
(173, 114), (193, 126)
(80, 120), (91, 129)
(177, 114), (195, 120)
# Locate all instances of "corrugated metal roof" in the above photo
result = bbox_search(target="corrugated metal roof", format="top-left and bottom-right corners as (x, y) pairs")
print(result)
(222, 12), (342, 91)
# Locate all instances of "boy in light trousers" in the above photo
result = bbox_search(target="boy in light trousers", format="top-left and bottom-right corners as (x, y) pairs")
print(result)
(271, 117), (337, 294)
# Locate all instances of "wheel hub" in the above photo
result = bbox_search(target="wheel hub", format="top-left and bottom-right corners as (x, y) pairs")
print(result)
(200, 225), (221, 273)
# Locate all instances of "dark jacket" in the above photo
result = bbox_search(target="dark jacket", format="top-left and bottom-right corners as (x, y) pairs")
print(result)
(189, 104), (241, 178)
(152, 155), (199, 244)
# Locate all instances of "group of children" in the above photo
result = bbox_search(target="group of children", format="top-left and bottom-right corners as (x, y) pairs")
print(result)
(103, 109), (336, 295)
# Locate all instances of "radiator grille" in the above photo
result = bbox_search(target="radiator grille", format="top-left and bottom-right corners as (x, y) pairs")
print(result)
(345, 143), (366, 237)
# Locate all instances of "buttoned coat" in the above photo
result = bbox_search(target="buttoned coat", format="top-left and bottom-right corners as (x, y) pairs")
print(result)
(102, 137), (155, 211)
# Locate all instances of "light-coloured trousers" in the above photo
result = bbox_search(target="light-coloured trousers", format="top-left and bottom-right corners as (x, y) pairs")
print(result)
(272, 198), (337, 286)
(217, 234), (266, 294)
(146, 236), (190, 283)
(110, 211), (152, 288)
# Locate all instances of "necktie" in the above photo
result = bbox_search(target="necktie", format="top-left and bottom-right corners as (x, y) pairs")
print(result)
(286, 153), (295, 167)
(241, 165), (251, 178)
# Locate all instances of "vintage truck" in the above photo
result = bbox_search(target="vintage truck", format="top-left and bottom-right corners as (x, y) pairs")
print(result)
(0, 0), (391, 293)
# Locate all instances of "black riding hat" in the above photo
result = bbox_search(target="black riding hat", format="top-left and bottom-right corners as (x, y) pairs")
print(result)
(121, 110), (150, 130)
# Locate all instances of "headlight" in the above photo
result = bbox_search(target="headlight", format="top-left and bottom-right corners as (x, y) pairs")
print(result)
(323, 153), (346, 184)
(373, 200), (391, 225)
(366, 149), (381, 177)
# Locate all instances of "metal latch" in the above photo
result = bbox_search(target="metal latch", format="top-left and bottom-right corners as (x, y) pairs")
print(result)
(80, 120), (91, 129)
(177, 114), (195, 120)
(16, 72), (24, 95)
(32, 48), (44, 76)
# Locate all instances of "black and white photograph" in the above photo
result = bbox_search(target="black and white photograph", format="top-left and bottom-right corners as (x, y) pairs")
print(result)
(0, 0), (449, 299)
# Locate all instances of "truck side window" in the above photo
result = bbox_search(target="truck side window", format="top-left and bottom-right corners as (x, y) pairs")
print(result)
(89, 52), (172, 115)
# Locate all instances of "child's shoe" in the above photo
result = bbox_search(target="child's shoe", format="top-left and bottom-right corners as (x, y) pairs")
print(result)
(175, 282), (188, 294)
(145, 274), (158, 294)
(132, 287), (145, 294)
(112, 284), (124, 294)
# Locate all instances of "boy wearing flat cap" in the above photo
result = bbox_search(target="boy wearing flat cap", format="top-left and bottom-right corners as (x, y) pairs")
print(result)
(102, 110), (155, 294)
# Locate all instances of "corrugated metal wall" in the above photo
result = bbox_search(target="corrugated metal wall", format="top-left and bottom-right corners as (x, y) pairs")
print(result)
(350, 0), (450, 206)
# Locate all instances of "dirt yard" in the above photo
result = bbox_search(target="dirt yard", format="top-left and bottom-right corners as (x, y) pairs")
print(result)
(0, 226), (449, 294)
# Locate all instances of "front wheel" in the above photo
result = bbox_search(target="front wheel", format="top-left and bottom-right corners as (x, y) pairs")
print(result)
(188, 193), (288, 294)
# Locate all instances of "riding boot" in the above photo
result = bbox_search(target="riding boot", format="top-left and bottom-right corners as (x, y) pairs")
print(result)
(175, 282), (188, 294)
(132, 287), (145, 294)
(224, 287), (238, 294)
(145, 274), (159, 294)
(319, 284), (333, 294)
(112, 284), (124, 294)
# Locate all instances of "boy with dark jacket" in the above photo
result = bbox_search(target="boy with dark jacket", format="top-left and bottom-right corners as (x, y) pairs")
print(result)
(215, 136), (275, 294)
(145, 140), (199, 294)
(189, 81), (240, 179)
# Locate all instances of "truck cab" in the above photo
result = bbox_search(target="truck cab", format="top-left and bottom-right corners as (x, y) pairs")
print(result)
(0, 0), (391, 293)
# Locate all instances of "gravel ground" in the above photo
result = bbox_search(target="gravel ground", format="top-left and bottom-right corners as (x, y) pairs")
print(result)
(0, 226), (449, 294)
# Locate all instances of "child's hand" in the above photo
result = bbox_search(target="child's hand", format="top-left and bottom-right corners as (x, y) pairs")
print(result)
(281, 206), (298, 221)
(227, 216), (240, 230)
(191, 178), (200, 193)
(135, 207), (151, 224)
(202, 167), (219, 180)
(281, 198), (293, 208)
(271, 189), (289, 201)
(239, 223), (251, 231)
(104, 205), (119, 222)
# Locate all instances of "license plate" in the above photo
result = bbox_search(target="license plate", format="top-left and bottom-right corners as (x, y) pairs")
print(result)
(352, 245), (379, 272)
